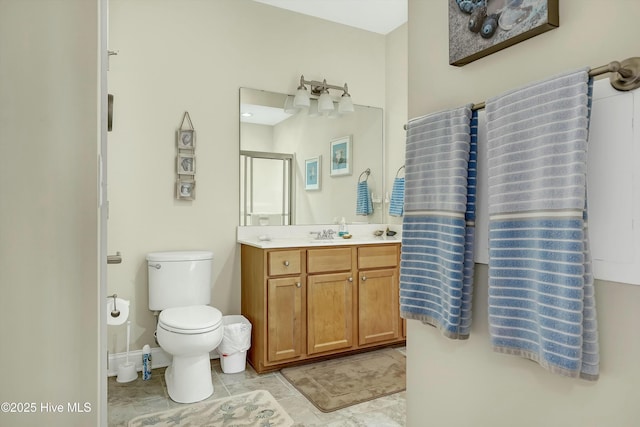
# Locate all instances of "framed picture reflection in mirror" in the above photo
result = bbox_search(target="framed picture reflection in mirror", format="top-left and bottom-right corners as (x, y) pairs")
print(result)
(305, 156), (321, 191)
(330, 135), (352, 177)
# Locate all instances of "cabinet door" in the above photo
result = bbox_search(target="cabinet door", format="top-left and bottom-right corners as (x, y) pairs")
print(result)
(267, 276), (304, 362)
(307, 272), (354, 355)
(358, 268), (400, 345)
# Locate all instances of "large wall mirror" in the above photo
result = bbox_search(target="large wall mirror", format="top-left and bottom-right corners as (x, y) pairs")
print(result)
(240, 87), (384, 226)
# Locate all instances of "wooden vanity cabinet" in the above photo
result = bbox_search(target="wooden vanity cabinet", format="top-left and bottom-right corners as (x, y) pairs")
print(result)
(241, 245), (306, 372)
(267, 276), (304, 362)
(357, 245), (400, 345)
(241, 242), (403, 374)
(306, 247), (355, 355)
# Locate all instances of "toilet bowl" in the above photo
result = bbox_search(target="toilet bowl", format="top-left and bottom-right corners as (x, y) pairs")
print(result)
(156, 305), (223, 403)
(147, 250), (223, 404)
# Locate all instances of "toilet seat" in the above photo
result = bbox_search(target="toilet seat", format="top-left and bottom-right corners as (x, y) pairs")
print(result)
(159, 305), (222, 334)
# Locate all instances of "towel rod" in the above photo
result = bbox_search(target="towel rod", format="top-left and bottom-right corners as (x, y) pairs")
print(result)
(404, 57), (640, 129)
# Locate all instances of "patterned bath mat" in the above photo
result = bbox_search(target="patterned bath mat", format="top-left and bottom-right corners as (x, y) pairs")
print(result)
(128, 390), (294, 426)
(280, 347), (406, 413)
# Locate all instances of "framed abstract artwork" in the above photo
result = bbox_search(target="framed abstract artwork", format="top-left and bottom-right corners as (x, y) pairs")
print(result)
(176, 111), (197, 200)
(176, 152), (196, 175)
(176, 178), (196, 201)
(449, 0), (558, 66)
(177, 129), (195, 149)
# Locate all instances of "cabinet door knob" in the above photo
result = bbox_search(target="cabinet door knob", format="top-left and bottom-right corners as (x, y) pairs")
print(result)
(283, 260), (289, 267)
(361, 276), (367, 281)
(296, 282), (301, 288)
(348, 277), (353, 282)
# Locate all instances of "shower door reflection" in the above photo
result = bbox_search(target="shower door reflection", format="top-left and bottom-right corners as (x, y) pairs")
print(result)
(240, 151), (293, 226)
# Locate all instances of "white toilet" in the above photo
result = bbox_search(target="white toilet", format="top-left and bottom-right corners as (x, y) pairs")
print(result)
(147, 250), (223, 404)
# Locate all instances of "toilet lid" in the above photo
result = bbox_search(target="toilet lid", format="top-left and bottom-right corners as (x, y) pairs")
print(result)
(159, 305), (223, 334)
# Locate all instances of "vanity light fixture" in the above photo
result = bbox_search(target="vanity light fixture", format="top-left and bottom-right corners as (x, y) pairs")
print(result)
(291, 75), (354, 115)
(317, 83), (334, 113)
(308, 99), (320, 117)
(293, 76), (311, 109)
(338, 84), (354, 114)
(283, 95), (297, 114)
(328, 102), (342, 119)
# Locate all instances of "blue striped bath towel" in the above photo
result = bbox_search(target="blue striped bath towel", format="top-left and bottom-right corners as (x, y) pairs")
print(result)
(486, 68), (599, 380)
(389, 177), (405, 216)
(400, 105), (477, 339)
(356, 181), (373, 215)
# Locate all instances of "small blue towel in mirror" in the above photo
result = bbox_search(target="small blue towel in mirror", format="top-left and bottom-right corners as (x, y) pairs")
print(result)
(389, 177), (405, 217)
(356, 181), (373, 215)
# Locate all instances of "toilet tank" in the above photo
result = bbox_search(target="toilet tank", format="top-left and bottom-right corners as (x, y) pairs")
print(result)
(147, 251), (213, 311)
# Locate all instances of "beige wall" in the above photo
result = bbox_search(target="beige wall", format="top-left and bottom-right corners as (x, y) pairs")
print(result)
(407, 1), (640, 426)
(0, 0), (101, 426)
(385, 24), (408, 227)
(107, 0), (387, 353)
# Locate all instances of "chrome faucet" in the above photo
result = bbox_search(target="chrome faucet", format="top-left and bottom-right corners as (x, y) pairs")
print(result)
(310, 229), (337, 240)
(321, 229), (336, 239)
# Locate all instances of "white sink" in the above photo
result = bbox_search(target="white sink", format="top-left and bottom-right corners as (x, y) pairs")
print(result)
(307, 237), (363, 245)
(307, 239), (343, 244)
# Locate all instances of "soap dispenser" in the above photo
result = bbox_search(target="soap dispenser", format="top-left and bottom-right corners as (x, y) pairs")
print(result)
(338, 217), (348, 236)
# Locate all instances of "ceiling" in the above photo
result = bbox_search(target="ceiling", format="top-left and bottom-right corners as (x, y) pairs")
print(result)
(252, 0), (407, 35)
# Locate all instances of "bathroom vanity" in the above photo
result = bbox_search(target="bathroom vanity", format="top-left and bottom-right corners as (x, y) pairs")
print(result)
(239, 237), (405, 373)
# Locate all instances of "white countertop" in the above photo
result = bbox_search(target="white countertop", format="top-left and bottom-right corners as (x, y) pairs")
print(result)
(237, 224), (402, 249)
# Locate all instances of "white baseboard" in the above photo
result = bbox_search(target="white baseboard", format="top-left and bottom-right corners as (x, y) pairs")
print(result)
(107, 347), (220, 377)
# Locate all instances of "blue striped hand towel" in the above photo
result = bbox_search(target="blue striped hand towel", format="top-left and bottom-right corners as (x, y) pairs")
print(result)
(400, 105), (477, 339)
(486, 68), (599, 380)
(356, 181), (373, 215)
(388, 177), (405, 216)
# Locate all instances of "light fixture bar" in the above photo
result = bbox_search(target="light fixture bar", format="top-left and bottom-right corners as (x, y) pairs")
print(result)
(292, 75), (353, 114)
(300, 77), (349, 95)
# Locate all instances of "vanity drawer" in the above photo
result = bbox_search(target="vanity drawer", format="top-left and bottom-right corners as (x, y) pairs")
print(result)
(358, 245), (398, 269)
(268, 250), (301, 276)
(307, 248), (352, 273)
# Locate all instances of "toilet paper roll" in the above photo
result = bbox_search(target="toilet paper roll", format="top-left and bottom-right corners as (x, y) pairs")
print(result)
(107, 297), (130, 326)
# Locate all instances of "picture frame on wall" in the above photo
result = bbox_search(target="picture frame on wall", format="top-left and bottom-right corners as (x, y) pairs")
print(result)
(448, 0), (559, 66)
(176, 152), (196, 175)
(330, 135), (352, 177)
(177, 129), (196, 149)
(176, 178), (196, 200)
(305, 156), (321, 191)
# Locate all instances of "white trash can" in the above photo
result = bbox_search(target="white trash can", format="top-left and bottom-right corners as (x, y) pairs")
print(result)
(217, 315), (252, 374)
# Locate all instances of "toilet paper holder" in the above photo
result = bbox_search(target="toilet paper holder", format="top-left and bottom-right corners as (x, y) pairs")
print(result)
(108, 294), (120, 318)
(107, 252), (122, 264)
(107, 295), (130, 326)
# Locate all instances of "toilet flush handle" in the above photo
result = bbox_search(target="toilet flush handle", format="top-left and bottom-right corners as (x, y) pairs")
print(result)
(149, 263), (161, 269)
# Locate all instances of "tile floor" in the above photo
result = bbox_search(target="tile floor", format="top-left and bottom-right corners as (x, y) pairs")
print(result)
(108, 347), (406, 427)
